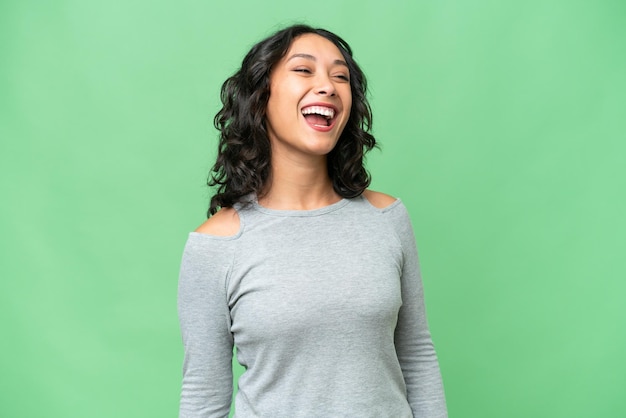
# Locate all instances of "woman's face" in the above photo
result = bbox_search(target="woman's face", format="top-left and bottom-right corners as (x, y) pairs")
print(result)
(265, 33), (352, 160)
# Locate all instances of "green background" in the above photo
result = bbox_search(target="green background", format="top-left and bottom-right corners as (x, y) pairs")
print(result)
(1, 1), (624, 417)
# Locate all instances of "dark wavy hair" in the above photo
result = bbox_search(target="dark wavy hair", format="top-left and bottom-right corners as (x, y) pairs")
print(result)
(207, 24), (376, 216)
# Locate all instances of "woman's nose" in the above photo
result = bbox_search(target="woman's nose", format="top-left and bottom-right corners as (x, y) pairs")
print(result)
(314, 75), (336, 96)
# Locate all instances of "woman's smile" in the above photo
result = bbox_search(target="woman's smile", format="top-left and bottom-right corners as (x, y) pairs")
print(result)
(301, 103), (338, 131)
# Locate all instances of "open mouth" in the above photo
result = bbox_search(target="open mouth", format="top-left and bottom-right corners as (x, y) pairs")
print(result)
(301, 105), (337, 129)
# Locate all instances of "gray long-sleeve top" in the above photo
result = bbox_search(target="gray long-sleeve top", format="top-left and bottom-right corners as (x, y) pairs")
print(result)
(178, 196), (447, 417)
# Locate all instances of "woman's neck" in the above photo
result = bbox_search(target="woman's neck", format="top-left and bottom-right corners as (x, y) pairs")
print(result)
(258, 154), (341, 210)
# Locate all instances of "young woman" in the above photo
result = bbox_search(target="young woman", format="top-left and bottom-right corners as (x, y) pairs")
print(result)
(178, 24), (447, 417)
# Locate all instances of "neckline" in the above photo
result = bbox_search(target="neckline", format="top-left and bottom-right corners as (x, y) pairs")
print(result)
(250, 196), (350, 217)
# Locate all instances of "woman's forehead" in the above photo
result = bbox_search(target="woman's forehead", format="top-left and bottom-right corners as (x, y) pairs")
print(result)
(284, 34), (345, 63)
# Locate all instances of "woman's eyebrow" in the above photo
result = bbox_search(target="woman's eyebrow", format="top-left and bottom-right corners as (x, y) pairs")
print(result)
(287, 53), (348, 68)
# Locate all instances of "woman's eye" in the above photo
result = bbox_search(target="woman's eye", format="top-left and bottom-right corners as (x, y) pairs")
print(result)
(294, 68), (312, 74)
(334, 74), (350, 82)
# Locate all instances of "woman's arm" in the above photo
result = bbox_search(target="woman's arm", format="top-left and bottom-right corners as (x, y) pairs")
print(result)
(387, 203), (448, 417)
(178, 232), (236, 418)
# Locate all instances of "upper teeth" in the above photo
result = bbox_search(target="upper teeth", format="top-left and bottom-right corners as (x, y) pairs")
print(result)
(302, 106), (335, 119)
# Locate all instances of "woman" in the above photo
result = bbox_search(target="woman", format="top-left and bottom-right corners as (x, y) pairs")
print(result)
(178, 24), (447, 417)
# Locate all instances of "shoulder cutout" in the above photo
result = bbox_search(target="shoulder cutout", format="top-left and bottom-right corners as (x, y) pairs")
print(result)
(362, 189), (398, 209)
(194, 207), (240, 237)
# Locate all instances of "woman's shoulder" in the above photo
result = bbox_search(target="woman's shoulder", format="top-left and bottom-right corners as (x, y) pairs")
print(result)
(358, 190), (414, 249)
(360, 189), (411, 230)
(194, 207), (241, 237)
(361, 189), (399, 210)
(180, 208), (241, 288)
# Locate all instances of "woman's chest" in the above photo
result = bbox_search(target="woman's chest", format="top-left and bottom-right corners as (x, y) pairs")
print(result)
(226, 224), (404, 342)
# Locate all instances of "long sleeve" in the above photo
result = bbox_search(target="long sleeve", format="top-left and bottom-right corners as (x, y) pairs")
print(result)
(178, 234), (236, 418)
(388, 204), (448, 417)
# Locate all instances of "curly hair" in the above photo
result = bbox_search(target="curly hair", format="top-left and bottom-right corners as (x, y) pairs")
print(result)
(207, 24), (376, 216)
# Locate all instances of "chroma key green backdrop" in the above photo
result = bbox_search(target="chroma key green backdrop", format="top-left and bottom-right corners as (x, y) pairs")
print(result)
(1, 1), (625, 417)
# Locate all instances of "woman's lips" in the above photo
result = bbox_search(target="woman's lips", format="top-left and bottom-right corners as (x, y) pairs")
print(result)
(301, 103), (338, 132)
